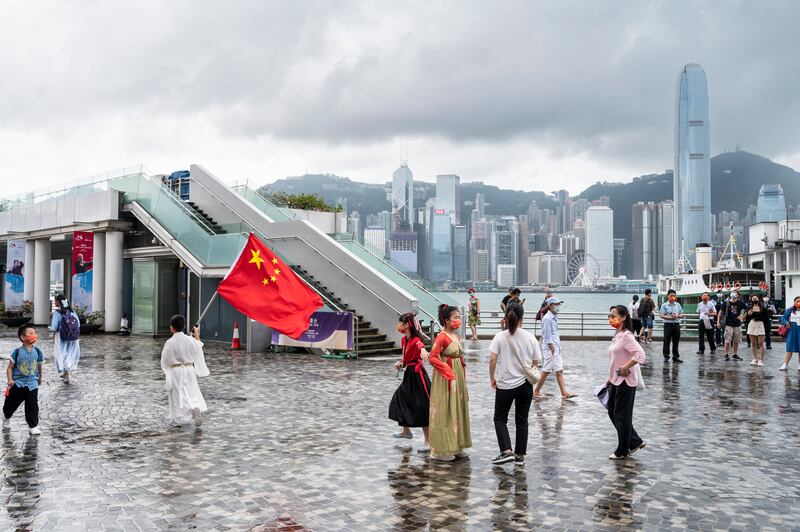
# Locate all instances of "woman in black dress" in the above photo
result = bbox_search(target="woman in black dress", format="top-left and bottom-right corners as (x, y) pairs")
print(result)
(389, 313), (432, 453)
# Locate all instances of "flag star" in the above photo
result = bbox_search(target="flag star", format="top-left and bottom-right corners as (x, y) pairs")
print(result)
(249, 249), (265, 270)
(274, 268), (281, 275)
(270, 275), (277, 282)
(271, 257), (278, 265)
(262, 277), (269, 286)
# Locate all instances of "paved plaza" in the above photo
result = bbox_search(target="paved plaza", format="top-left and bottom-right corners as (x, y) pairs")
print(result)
(0, 330), (799, 531)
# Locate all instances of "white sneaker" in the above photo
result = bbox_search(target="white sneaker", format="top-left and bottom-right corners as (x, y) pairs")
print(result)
(431, 454), (455, 462)
(2, 417), (10, 430)
(29, 426), (41, 435)
(750, 359), (758, 366)
(757, 360), (764, 367)
(455, 450), (470, 459)
(779, 364), (788, 371)
(417, 443), (431, 453)
(191, 407), (203, 428)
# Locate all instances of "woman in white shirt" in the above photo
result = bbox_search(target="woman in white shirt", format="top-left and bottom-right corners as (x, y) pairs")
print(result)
(489, 303), (542, 466)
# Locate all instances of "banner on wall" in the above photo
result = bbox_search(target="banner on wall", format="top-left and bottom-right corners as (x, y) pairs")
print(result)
(71, 231), (94, 312)
(271, 311), (354, 350)
(4, 240), (26, 310)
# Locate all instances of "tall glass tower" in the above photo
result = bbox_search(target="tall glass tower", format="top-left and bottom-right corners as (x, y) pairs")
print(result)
(755, 184), (787, 222)
(391, 163), (414, 228)
(674, 64), (711, 263)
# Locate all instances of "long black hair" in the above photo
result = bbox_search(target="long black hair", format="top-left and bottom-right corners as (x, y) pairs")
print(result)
(437, 304), (459, 328)
(505, 303), (524, 335)
(610, 304), (634, 332)
(398, 312), (424, 341)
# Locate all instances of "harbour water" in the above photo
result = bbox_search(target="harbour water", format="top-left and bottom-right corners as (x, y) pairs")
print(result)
(435, 291), (638, 314)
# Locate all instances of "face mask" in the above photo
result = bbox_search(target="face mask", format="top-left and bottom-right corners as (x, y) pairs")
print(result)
(397, 323), (408, 334)
(608, 318), (621, 329)
(449, 319), (462, 330)
(701, 297), (708, 302)
(795, 302), (800, 309)
(668, 296), (676, 303)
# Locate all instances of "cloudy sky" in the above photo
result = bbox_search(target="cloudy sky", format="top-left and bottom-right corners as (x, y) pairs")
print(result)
(1, 1), (798, 196)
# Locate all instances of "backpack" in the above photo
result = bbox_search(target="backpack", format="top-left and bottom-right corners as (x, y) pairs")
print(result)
(59, 310), (81, 342)
(638, 297), (654, 317)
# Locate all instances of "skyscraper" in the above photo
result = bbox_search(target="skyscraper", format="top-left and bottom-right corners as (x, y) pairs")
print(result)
(490, 217), (519, 287)
(430, 211), (453, 284)
(436, 174), (461, 224)
(470, 217), (490, 282)
(391, 163), (414, 228)
(453, 225), (468, 282)
(756, 184), (787, 223)
(674, 63), (711, 258)
(586, 206), (614, 278)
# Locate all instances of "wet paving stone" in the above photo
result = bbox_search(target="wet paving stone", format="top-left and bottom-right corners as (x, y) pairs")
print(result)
(0, 331), (799, 530)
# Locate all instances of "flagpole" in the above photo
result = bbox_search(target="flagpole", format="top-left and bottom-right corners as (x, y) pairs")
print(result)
(194, 291), (219, 329)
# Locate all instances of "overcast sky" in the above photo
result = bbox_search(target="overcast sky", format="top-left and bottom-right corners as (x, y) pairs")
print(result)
(1, 1), (798, 196)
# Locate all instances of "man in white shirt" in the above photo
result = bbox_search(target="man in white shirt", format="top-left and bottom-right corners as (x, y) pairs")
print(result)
(533, 297), (576, 400)
(696, 292), (717, 354)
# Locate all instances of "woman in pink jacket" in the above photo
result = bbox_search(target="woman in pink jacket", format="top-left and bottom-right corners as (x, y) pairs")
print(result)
(606, 305), (647, 460)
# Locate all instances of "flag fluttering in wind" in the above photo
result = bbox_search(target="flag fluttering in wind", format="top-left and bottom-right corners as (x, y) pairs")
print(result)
(217, 233), (323, 339)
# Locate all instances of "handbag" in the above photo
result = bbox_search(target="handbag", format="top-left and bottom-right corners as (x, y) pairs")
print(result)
(594, 383), (609, 409)
(506, 331), (540, 385)
(778, 324), (789, 338)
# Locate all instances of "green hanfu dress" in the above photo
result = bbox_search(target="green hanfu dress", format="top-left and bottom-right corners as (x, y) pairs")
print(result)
(428, 333), (472, 455)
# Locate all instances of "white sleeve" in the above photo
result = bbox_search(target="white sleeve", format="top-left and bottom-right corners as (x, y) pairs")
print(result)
(488, 332), (501, 355)
(530, 334), (543, 362)
(193, 339), (210, 378)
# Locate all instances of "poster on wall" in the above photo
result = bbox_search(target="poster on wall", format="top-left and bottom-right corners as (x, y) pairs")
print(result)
(271, 311), (354, 350)
(4, 240), (26, 310)
(71, 231), (94, 312)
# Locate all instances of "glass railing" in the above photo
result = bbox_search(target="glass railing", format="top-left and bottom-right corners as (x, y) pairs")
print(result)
(231, 184), (297, 222)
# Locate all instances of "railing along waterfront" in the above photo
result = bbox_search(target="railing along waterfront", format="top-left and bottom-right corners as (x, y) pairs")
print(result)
(471, 311), (782, 340)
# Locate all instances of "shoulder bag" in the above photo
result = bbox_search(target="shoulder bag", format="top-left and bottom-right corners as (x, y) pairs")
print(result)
(506, 331), (540, 385)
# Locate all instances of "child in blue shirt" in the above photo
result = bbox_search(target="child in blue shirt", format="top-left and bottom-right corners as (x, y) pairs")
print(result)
(3, 325), (44, 435)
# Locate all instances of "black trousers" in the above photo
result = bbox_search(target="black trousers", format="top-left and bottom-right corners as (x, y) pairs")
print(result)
(765, 319), (772, 348)
(3, 385), (39, 427)
(494, 381), (533, 455)
(662, 323), (681, 358)
(698, 321), (716, 353)
(607, 382), (642, 456)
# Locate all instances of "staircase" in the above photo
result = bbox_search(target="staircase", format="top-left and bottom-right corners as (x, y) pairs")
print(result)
(184, 201), (225, 234)
(291, 266), (401, 357)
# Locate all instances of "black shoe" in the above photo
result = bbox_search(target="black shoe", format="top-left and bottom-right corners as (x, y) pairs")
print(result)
(725, 354), (730, 361)
(663, 355), (670, 361)
(630, 441), (646, 455)
(732, 354), (743, 360)
(710, 349), (716, 353)
(514, 454), (525, 465)
(673, 357), (683, 363)
(767, 346), (772, 350)
(696, 351), (703, 354)
(492, 452), (515, 465)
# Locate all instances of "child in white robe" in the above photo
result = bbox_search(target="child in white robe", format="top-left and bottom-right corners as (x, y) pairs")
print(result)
(160, 315), (210, 427)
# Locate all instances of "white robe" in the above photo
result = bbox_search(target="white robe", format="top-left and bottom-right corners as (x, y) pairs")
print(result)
(160, 332), (210, 424)
(49, 310), (81, 373)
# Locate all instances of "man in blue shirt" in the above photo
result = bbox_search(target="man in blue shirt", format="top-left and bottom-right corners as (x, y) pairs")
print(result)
(3, 325), (44, 435)
(659, 289), (684, 363)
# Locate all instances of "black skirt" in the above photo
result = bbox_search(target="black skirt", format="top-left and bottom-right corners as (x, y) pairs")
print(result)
(388, 365), (431, 427)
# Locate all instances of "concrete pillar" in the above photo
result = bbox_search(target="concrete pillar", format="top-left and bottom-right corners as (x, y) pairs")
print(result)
(104, 231), (123, 332)
(23, 240), (35, 302)
(92, 232), (106, 313)
(33, 239), (51, 325)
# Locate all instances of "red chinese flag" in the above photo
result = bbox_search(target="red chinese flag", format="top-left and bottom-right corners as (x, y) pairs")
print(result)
(217, 233), (323, 339)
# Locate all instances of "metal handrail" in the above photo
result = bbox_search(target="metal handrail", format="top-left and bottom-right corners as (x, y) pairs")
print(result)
(144, 174), (221, 236)
(229, 182), (300, 221)
(185, 177), (407, 317)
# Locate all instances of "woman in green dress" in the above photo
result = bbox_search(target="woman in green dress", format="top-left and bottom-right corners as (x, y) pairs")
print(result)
(428, 304), (472, 461)
(467, 288), (481, 340)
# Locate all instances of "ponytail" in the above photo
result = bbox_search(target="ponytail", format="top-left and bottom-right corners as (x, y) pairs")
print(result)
(437, 304), (458, 327)
(398, 312), (424, 341)
(505, 303), (523, 334)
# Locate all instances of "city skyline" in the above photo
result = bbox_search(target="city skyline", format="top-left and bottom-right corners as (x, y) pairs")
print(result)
(1, 2), (799, 197)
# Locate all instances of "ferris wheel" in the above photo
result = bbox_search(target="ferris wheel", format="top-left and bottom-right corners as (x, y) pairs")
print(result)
(568, 252), (599, 288)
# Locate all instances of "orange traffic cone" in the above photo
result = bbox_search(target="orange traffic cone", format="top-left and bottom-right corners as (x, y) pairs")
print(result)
(231, 321), (242, 350)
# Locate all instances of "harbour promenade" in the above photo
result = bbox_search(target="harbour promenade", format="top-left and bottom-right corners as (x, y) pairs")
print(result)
(1, 332), (798, 530)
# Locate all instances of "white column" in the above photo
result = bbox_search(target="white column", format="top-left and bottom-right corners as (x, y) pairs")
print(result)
(23, 240), (35, 302)
(92, 232), (106, 313)
(104, 231), (123, 332)
(33, 239), (51, 325)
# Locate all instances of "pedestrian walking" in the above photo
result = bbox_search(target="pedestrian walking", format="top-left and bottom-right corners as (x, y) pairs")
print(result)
(712, 290), (725, 345)
(49, 294), (81, 384)
(500, 288), (514, 330)
(779, 296), (800, 371)
(389, 313), (432, 452)
(628, 295), (642, 341)
(428, 304), (472, 461)
(746, 296), (768, 367)
(467, 289), (481, 341)
(696, 292), (717, 354)
(533, 297), (577, 400)
(605, 305), (646, 460)
(659, 290), (684, 363)
(160, 315), (210, 427)
(638, 289), (656, 343)
(718, 292), (746, 361)
(763, 296), (776, 350)
(489, 303), (542, 466)
(3, 325), (44, 435)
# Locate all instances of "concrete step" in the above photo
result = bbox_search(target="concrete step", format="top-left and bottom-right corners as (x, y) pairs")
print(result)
(356, 340), (395, 350)
(357, 346), (402, 357)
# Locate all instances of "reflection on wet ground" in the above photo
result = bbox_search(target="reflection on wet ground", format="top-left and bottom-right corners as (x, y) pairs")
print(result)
(0, 332), (798, 530)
